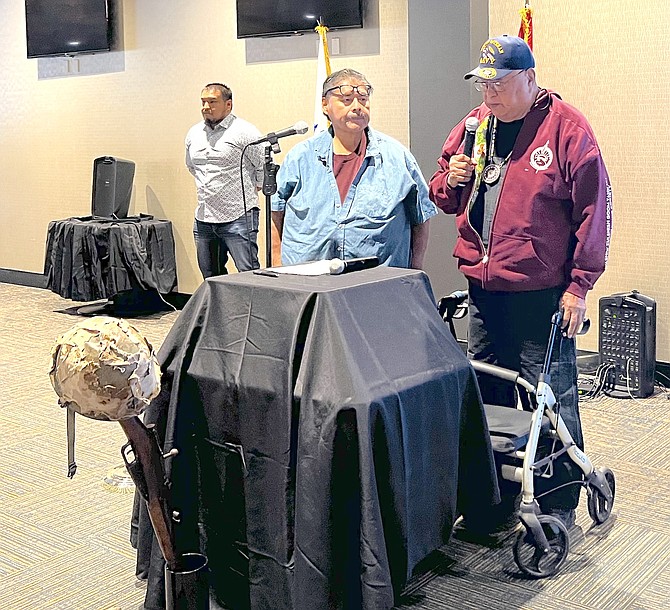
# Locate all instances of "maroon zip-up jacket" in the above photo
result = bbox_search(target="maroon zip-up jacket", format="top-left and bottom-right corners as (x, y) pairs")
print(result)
(429, 90), (612, 299)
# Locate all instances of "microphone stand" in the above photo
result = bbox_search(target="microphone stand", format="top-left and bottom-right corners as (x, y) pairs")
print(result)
(262, 138), (280, 268)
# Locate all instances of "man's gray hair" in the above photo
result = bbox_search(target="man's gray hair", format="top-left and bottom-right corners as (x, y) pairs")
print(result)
(322, 68), (372, 96)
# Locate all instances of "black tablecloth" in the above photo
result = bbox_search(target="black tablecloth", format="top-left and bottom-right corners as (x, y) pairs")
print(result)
(134, 267), (498, 610)
(44, 215), (177, 301)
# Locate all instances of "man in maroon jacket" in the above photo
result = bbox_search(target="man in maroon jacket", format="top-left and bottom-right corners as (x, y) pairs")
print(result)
(429, 35), (612, 527)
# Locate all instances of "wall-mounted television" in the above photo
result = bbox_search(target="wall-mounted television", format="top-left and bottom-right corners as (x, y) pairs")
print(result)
(236, 0), (363, 39)
(25, 0), (113, 59)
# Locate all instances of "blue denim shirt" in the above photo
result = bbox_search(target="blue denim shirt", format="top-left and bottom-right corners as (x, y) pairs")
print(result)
(272, 128), (437, 267)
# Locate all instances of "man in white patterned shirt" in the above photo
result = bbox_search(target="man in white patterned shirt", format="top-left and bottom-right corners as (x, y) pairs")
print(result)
(185, 83), (265, 278)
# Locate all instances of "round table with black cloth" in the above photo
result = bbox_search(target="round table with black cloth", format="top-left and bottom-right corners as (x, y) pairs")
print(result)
(44, 215), (177, 302)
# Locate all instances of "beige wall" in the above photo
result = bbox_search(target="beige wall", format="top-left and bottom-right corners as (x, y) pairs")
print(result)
(0, 0), (409, 295)
(2, 0), (669, 361)
(490, 0), (670, 358)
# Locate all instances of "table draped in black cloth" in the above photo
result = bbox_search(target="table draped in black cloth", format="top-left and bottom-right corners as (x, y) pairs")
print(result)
(44, 215), (177, 301)
(133, 266), (499, 610)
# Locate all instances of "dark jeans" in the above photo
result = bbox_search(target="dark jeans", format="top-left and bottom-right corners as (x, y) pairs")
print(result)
(468, 282), (583, 511)
(194, 209), (260, 279)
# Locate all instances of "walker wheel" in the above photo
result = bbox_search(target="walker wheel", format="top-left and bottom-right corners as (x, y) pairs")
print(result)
(513, 515), (569, 578)
(587, 468), (616, 524)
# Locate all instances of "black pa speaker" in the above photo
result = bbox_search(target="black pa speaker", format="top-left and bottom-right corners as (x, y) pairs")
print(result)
(599, 290), (656, 398)
(91, 156), (135, 218)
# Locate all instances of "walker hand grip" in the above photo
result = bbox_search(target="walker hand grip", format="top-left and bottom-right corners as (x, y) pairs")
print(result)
(470, 360), (520, 384)
(577, 318), (590, 335)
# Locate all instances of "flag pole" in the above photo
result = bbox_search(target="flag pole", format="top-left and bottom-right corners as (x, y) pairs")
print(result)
(315, 20), (331, 74)
(313, 19), (332, 134)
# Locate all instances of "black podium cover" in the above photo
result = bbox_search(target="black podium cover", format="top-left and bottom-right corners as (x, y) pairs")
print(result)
(135, 267), (498, 610)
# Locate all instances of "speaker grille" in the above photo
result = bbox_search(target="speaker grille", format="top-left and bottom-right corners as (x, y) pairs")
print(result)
(598, 291), (656, 398)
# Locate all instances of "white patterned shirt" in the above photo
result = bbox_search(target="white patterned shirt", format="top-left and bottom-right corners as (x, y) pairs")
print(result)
(185, 113), (265, 223)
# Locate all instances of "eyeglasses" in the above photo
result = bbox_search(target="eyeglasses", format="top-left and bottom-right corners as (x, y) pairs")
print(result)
(324, 84), (373, 103)
(473, 70), (526, 92)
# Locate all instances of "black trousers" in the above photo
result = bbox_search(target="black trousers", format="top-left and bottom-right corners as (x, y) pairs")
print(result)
(468, 282), (583, 511)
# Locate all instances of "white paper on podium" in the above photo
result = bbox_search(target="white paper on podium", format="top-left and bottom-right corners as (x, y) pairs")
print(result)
(269, 259), (335, 276)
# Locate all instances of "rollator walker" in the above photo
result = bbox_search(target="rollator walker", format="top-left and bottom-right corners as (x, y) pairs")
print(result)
(440, 291), (616, 578)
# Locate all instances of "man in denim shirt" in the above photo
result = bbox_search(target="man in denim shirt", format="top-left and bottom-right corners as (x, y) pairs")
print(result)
(271, 69), (437, 268)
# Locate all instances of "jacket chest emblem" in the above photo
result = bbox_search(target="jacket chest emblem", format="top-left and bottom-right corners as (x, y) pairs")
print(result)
(529, 140), (554, 172)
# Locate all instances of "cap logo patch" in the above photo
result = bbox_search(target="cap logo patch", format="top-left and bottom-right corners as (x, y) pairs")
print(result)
(478, 67), (498, 79)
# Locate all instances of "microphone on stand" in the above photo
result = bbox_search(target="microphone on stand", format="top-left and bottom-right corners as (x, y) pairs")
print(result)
(462, 117), (479, 158)
(250, 121), (310, 145)
(329, 257), (380, 275)
(250, 121), (308, 267)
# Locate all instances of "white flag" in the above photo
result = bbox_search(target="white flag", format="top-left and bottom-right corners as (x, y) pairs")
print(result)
(313, 24), (331, 135)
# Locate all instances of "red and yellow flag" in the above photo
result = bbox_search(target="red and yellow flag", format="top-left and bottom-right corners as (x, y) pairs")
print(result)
(518, 1), (533, 50)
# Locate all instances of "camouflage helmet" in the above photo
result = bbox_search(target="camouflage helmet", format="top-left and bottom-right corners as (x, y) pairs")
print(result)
(50, 316), (161, 420)
(49, 316), (161, 476)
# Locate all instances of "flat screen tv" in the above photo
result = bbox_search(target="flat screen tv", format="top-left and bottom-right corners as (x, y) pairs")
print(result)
(236, 0), (363, 38)
(25, 0), (112, 58)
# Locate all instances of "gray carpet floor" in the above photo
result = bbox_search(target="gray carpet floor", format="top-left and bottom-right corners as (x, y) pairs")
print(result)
(1, 281), (668, 610)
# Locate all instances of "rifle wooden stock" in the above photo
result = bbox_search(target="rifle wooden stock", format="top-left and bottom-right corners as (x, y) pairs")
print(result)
(120, 416), (177, 570)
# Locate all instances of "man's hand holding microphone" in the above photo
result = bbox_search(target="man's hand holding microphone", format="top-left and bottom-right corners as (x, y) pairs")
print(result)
(447, 117), (479, 188)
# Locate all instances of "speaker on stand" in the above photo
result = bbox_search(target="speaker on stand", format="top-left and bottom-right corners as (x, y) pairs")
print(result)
(79, 156), (141, 315)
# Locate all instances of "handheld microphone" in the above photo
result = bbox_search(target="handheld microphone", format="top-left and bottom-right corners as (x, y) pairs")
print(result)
(462, 117), (479, 158)
(250, 121), (310, 145)
(329, 256), (380, 275)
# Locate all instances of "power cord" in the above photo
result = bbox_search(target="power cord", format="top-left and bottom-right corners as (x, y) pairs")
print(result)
(156, 291), (178, 312)
(578, 361), (616, 400)
(624, 358), (648, 404)
(653, 369), (670, 400)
